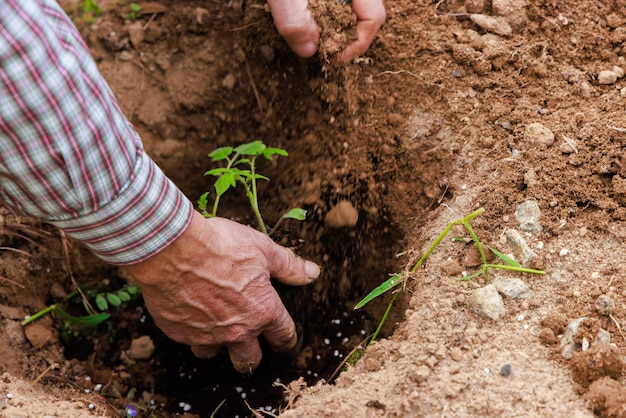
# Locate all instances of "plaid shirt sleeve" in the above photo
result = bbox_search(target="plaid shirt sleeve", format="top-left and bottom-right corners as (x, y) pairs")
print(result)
(0, 0), (194, 265)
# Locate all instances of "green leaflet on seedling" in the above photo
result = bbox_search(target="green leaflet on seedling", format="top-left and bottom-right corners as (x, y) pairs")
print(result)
(214, 172), (237, 196)
(262, 147), (288, 158)
(106, 292), (122, 307)
(209, 147), (234, 161)
(95, 294), (108, 311)
(198, 192), (209, 213)
(283, 208), (307, 221)
(55, 306), (110, 327)
(486, 245), (521, 267)
(235, 140), (266, 155)
(354, 273), (404, 310)
(117, 290), (132, 302)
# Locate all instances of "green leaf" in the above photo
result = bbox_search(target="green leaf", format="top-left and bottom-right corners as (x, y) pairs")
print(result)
(106, 293), (122, 307)
(486, 245), (521, 268)
(204, 168), (230, 177)
(262, 147), (288, 159)
(354, 273), (404, 309)
(130, 2), (141, 12)
(55, 306), (110, 327)
(282, 208), (307, 221)
(117, 290), (131, 302)
(198, 192), (209, 212)
(235, 141), (266, 155)
(215, 172), (236, 196)
(252, 174), (269, 181)
(82, 0), (101, 15)
(126, 285), (140, 295)
(458, 268), (485, 282)
(95, 294), (108, 311)
(233, 168), (251, 177)
(209, 147), (233, 161)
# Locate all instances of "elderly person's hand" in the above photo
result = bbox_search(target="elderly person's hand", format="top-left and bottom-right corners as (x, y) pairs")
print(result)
(124, 212), (320, 373)
(267, 0), (386, 63)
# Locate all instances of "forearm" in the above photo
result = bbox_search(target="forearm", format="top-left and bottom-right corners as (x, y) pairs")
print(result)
(0, 0), (193, 264)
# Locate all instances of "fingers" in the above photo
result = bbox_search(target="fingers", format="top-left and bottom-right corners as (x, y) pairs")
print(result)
(228, 339), (263, 374)
(338, 0), (386, 64)
(264, 241), (320, 286)
(267, 0), (320, 57)
(263, 303), (298, 353)
(191, 345), (220, 359)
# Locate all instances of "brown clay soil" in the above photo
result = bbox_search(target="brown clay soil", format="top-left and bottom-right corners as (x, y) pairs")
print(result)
(3, 0), (626, 416)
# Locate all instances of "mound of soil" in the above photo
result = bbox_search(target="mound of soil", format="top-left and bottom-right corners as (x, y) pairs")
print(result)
(3, 0), (626, 417)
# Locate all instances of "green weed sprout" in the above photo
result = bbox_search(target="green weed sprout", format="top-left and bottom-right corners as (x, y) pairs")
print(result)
(128, 3), (141, 20)
(198, 140), (306, 235)
(21, 284), (141, 328)
(82, 0), (101, 16)
(354, 208), (545, 342)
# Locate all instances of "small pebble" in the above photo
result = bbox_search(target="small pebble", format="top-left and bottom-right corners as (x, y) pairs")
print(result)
(595, 295), (615, 316)
(598, 70), (618, 85)
(500, 364), (512, 377)
(559, 248), (569, 257)
(581, 337), (590, 351)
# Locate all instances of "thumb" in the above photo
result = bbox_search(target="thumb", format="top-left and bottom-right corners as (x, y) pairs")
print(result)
(265, 242), (320, 286)
(267, 0), (320, 58)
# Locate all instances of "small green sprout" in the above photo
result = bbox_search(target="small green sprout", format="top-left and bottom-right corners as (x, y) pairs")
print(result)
(354, 208), (545, 346)
(199, 140), (306, 235)
(82, 0), (101, 16)
(21, 284), (141, 328)
(128, 3), (141, 21)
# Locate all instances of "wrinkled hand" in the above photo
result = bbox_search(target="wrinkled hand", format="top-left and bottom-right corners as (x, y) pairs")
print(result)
(124, 211), (320, 373)
(267, 0), (386, 64)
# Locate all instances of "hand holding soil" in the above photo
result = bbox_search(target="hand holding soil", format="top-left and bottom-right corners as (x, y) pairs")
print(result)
(337, 0), (386, 63)
(124, 212), (320, 373)
(267, 0), (386, 62)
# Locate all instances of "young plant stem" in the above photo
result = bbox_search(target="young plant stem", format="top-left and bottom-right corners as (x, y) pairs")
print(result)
(21, 304), (59, 326)
(484, 264), (545, 274)
(409, 207), (485, 274)
(462, 218), (489, 281)
(246, 156), (268, 234)
(368, 292), (399, 345)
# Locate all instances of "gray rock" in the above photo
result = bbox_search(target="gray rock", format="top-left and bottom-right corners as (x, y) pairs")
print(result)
(493, 277), (532, 299)
(595, 328), (611, 346)
(598, 70), (618, 85)
(515, 200), (543, 233)
(503, 228), (536, 265)
(561, 316), (587, 359)
(595, 294), (616, 316)
(466, 284), (506, 320)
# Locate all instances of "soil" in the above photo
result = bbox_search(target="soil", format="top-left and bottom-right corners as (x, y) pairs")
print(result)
(3, 0), (626, 417)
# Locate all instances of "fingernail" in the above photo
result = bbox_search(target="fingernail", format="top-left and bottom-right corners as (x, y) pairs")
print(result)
(305, 260), (321, 280)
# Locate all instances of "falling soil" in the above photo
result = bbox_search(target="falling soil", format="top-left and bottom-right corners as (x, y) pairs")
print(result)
(3, 0), (626, 417)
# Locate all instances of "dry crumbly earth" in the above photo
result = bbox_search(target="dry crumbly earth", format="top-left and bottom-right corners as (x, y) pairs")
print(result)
(2, 0), (626, 416)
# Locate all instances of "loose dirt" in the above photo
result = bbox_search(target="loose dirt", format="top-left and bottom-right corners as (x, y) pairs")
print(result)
(2, 0), (626, 417)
